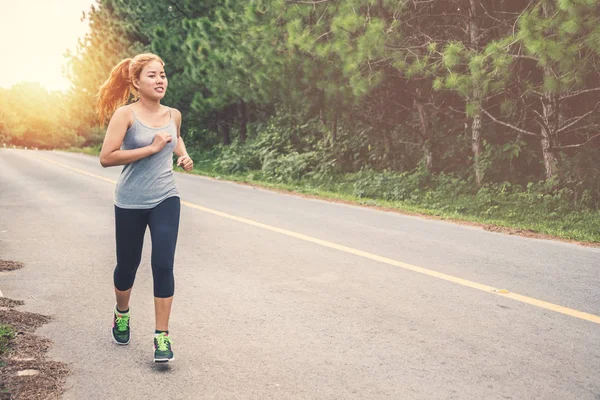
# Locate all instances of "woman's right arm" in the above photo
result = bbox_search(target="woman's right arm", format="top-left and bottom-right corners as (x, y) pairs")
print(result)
(99, 107), (169, 168)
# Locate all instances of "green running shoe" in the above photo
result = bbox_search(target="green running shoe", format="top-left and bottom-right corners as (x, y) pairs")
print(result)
(111, 306), (130, 345)
(154, 333), (174, 363)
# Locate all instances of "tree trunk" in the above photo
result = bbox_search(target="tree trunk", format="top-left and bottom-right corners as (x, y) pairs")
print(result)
(540, 129), (557, 180)
(331, 115), (337, 143)
(471, 110), (483, 185)
(238, 100), (248, 143)
(539, 3), (559, 180)
(383, 130), (392, 157)
(415, 97), (434, 172)
(469, 0), (484, 187)
(540, 89), (559, 180)
(209, 117), (218, 140)
(319, 90), (327, 126)
(220, 118), (231, 146)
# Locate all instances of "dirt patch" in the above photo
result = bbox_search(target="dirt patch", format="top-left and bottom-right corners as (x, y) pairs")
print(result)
(0, 261), (24, 272)
(0, 299), (24, 309)
(0, 358), (68, 400)
(0, 310), (50, 334)
(0, 297), (68, 399)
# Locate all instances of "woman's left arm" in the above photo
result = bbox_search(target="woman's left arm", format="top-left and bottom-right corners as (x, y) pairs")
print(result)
(173, 108), (194, 172)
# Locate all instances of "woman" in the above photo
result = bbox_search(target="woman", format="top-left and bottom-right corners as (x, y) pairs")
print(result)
(97, 53), (193, 363)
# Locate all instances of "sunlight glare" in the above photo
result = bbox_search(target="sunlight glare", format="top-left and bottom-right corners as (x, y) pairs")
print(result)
(0, 0), (94, 92)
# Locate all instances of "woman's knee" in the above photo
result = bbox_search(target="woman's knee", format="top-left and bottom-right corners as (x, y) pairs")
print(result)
(113, 263), (139, 291)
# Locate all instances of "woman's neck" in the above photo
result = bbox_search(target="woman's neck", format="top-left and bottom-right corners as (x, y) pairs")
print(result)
(137, 96), (162, 113)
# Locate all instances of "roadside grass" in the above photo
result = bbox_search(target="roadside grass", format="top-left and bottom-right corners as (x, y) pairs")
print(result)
(65, 146), (600, 244)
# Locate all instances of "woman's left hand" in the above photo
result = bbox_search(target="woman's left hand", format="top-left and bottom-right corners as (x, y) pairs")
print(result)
(177, 155), (194, 172)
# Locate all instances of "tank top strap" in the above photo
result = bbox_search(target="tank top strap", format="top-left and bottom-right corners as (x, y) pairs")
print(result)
(125, 106), (138, 131)
(129, 106), (138, 122)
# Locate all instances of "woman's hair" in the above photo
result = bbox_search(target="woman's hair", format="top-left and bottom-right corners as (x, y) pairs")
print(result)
(96, 53), (165, 124)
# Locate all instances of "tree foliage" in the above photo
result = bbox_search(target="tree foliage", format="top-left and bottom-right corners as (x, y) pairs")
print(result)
(3, 0), (600, 208)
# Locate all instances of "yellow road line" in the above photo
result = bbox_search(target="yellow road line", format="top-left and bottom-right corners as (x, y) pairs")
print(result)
(41, 155), (117, 184)
(39, 154), (600, 325)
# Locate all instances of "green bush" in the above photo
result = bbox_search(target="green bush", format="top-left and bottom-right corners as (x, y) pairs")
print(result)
(0, 324), (15, 356)
(215, 141), (262, 174)
(262, 151), (321, 182)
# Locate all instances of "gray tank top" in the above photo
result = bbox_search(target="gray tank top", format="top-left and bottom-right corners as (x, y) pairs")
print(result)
(114, 107), (179, 209)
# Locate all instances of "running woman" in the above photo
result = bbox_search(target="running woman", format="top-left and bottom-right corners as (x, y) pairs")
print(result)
(96, 53), (193, 362)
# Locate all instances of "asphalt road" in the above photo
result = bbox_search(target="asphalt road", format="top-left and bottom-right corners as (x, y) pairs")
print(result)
(0, 148), (599, 399)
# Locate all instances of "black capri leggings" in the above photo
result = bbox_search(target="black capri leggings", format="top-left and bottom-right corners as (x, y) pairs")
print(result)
(113, 196), (180, 298)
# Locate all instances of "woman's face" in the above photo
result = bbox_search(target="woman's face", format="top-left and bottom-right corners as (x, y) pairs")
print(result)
(135, 60), (168, 100)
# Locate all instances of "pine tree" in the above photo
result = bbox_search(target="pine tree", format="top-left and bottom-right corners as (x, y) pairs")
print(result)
(484, 0), (600, 180)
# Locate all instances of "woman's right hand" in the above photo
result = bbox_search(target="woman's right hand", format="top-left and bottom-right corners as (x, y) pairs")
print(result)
(150, 132), (172, 153)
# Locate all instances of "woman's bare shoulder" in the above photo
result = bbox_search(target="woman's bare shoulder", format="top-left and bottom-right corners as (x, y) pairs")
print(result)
(110, 105), (135, 127)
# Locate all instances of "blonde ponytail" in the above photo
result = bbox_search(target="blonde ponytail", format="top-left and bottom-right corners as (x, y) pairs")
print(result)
(97, 58), (133, 124)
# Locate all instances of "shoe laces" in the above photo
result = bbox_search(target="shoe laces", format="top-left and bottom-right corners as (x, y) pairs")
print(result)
(155, 333), (172, 352)
(115, 313), (130, 332)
